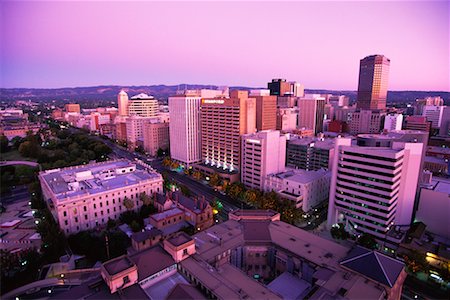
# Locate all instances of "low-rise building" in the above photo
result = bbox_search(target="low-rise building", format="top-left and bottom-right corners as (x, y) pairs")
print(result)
(38, 159), (163, 235)
(286, 136), (335, 171)
(264, 168), (331, 212)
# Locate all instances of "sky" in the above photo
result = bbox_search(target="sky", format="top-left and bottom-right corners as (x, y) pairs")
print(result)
(0, 1), (448, 91)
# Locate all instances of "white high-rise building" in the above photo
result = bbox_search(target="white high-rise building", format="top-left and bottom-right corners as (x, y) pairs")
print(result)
(169, 89), (228, 166)
(128, 93), (159, 117)
(422, 105), (445, 129)
(118, 90), (129, 116)
(383, 114), (403, 131)
(289, 82), (305, 97)
(327, 138), (423, 241)
(241, 130), (286, 190)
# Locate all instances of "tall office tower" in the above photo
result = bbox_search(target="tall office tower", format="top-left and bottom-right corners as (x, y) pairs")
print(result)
(422, 105), (445, 129)
(297, 94), (326, 134)
(289, 81), (305, 97)
(64, 103), (81, 113)
(118, 90), (129, 116)
(327, 138), (423, 242)
(200, 90), (256, 177)
(356, 55), (390, 110)
(414, 96), (444, 115)
(249, 90), (277, 131)
(241, 130), (286, 190)
(143, 120), (170, 157)
(276, 107), (298, 131)
(383, 114), (403, 131)
(168, 89), (228, 166)
(268, 79), (291, 96)
(128, 93), (159, 117)
(286, 136), (335, 171)
(404, 116), (431, 132)
(349, 109), (385, 135)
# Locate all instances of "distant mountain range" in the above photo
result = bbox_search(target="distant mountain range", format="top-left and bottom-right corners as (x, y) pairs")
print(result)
(0, 85), (448, 105)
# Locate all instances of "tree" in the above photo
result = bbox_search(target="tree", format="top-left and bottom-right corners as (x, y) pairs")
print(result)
(123, 197), (135, 210)
(130, 220), (141, 232)
(0, 135), (9, 153)
(209, 173), (221, 187)
(280, 200), (302, 225)
(157, 148), (167, 157)
(403, 250), (429, 274)
(140, 192), (151, 206)
(357, 233), (378, 250)
(228, 182), (245, 200)
(18, 141), (40, 158)
(330, 223), (349, 240)
(162, 157), (171, 167)
(261, 191), (279, 210)
(244, 189), (262, 207)
(107, 218), (117, 230)
(192, 171), (203, 181)
(179, 184), (191, 197)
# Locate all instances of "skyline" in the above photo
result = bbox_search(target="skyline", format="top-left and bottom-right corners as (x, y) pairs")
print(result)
(1, 1), (449, 91)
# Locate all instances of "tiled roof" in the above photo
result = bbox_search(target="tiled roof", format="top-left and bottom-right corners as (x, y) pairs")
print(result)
(340, 246), (404, 287)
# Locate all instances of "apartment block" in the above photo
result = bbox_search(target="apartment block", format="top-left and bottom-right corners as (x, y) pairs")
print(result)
(265, 168), (331, 212)
(349, 109), (384, 135)
(297, 94), (326, 134)
(327, 138), (423, 241)
(384, 114), (403, 132)
(241, 130), (286, 190)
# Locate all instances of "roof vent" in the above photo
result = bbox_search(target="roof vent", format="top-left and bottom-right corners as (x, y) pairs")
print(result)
(305, 243), (310, 247)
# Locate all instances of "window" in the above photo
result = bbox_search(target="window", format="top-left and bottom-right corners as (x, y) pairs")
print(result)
(75, 217), (78, 223)
(94, 204), (97, 209)
(183, 248), (188, 256)
(64, 220), (68, 226)
(63, 211), (67, 217)
(123, 275), (130, 284)
(83, 206), (87, 212)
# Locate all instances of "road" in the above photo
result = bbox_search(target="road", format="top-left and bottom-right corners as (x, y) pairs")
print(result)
(90, 134), (241, 220)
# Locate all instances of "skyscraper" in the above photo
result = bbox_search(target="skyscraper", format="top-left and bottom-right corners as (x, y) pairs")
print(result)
(169, 89), (228, 166)
(118, 90), (129, 116)
(268, 79), (291, 96)
(357, 55), (390, 110)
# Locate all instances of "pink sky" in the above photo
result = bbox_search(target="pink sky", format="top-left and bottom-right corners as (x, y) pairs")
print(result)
(1, 1), (448, 91)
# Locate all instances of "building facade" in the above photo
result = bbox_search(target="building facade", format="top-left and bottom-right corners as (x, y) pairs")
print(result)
(356, 55), (390, 110)
(286, 137), (335, 171)
(128, 93), (159, 117)
(118, 90), (129, 116)
(327, 138), (423, 241)
(39, 160), (163, 234)
(143, 120), (170, 157)
(383, 114), (403, 132)
(200, 90), (256, 173)
(297, 95), (325, 134)
(349, 109), (384, 135)
(249, 90), (277, 131)
(268, 79), (291, 96)
(241, 130), (286, 190)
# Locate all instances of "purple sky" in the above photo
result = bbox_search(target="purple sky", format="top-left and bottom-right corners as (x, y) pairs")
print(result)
(1, 1), (448, 91)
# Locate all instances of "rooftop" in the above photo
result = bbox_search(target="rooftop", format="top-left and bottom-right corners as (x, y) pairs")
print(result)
(166, 232), (193, 247)
(269, 168), (331, 183)
(128, 245), (175, 281)
(103, 255), (135, 276)
(39, 159), (162, 201)
(150, 207), (184, 222)
(287, 136), (335, 149)
(131, 228), (162, 243)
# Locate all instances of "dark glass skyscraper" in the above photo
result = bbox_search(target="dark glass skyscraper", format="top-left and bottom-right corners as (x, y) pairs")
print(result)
(357, 55), (390, 110)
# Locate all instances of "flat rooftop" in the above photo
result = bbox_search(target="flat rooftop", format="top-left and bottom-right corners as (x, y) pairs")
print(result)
(39, 159), (162, 201)
(287, 137), (335, 149)
(103, 255), (135, 276)
(269, 168), (330, 183)
(150, 207), (184, 222)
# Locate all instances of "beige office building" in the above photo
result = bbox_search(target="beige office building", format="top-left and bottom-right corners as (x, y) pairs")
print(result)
(200, 90), (256, 174)
(128, 93), (159, 117)
(143, 120), (170, 157)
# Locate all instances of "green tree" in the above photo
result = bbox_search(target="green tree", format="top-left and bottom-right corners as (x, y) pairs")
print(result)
(192, 171), (203, 181)
(179, 184), (191, 197)
(123, 197), (135, 210)
(18, 141), (40, 158)
(0, 135), (9, 153)
(244, 189), (262, 207)
(261, 191), (279, 210)
(330, 223), (349, 240)
(228, 182), (245, 200)
(280, 200), (302, 225)
(130, 220), (141, 232)
(209, 173), (221, 187)
(357, 233), (378, 250)
(162, 157), (172, 167)
(403, 250), (429, 274)
(140, 192), (152, 206)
